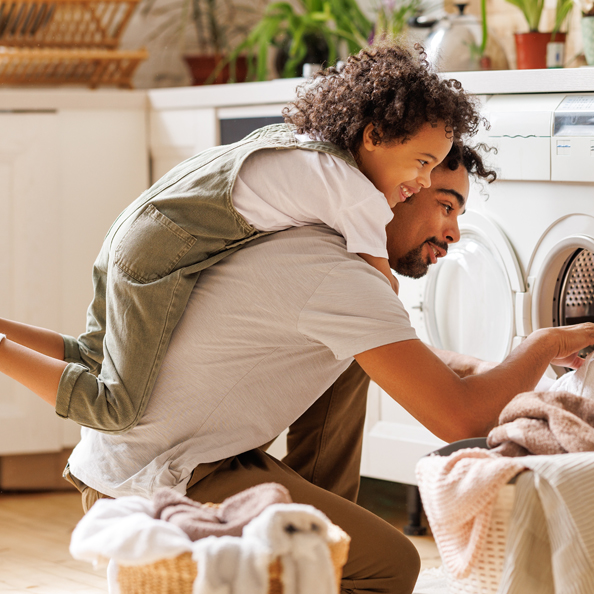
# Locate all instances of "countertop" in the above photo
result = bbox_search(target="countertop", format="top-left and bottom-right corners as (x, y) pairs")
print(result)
(0, 67), (591, 111)
(147, 68), (594, 111)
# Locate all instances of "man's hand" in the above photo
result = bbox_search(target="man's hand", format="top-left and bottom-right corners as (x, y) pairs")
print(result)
(535, 323), (594, 369)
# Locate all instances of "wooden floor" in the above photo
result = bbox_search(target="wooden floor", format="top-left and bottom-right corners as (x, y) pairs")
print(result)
(0, 479), (440, 593)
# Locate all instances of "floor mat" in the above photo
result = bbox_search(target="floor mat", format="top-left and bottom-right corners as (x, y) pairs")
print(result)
(413, 566), (448, 593)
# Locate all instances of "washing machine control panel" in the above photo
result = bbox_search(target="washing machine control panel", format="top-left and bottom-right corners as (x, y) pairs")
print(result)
(480, 93), (594, 182)
(552, 95), (594, 182)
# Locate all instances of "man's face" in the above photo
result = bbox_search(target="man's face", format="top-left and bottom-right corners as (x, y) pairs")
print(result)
(386, 164), (469, 278)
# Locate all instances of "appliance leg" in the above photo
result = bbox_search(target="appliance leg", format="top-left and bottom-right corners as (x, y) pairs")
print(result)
(403, 485), (427, 536)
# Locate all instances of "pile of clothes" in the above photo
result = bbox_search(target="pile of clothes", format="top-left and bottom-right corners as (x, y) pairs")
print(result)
(416, 353), (594, 594)
(70, 483), (345, 594)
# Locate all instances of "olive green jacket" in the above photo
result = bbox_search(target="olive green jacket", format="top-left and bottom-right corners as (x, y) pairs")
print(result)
(56, 124), (357, 433)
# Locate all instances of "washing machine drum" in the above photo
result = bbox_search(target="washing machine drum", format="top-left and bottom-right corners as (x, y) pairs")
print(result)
(555, 248), (594, 326)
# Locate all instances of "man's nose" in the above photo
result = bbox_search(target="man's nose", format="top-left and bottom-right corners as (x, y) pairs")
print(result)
(445, 217), (461, 244)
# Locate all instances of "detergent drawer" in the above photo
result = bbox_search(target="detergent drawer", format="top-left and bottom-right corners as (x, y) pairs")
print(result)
(552, 95), (594, 183)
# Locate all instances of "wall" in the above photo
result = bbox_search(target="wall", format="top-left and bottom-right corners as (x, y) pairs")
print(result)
(461, 0), (587, 69)
(119, 0), (269, 89)
(120, 0), (589, 90)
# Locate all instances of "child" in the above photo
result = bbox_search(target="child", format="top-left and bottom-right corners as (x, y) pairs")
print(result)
(0, 43), (482, 433)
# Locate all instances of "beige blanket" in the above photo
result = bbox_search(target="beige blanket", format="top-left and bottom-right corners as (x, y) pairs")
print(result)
(153, 482), (292, 541)
(487, 390), (594, 456)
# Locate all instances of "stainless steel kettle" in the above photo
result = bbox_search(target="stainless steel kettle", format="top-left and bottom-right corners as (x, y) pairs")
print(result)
(420, 3), (508, 72)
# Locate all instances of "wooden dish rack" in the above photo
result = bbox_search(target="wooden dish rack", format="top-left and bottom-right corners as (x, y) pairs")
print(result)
(0, 0), (147, 87)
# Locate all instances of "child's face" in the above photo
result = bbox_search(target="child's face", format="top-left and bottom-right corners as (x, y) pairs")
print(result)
(357, 122), (453, 208)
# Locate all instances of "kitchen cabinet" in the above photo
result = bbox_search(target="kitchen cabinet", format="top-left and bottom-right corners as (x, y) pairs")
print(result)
(0, 90), (149, 466)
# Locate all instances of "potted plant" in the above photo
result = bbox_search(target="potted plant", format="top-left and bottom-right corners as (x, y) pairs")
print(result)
(505, 0), (573, 68)
(575, 0), (594, 64)
(370, 0), (422, 43)
(216, 0), (373, 82)
(141, 0), (267, 84)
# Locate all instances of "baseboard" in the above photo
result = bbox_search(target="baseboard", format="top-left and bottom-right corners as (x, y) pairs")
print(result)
(0, 448), (76, 491)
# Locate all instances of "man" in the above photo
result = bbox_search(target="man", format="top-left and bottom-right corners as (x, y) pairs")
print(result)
(1, 144), (593, 594)
(63, 144), (594, 594)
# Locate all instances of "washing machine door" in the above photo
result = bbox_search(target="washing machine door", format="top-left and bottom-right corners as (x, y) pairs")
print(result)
(423, 211), (526, 363)
(530, 214), (594, 335)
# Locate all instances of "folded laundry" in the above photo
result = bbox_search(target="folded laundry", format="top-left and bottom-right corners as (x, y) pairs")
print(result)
(70, 492), (341, 594)
(487, 390), (594, 456)
(416, 449), (594, 593)
(191, 534), (270, 594)
(192, 504), (337, 594)
(243, 503), (337, 594)
(415, 448), (526, 579)
(153, 482), (292, 540)
(69, 495), (192, 568)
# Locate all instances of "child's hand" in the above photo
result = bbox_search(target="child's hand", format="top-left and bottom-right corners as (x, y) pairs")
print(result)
(358, 253), (400, 295)
(389, 274), (399, 295)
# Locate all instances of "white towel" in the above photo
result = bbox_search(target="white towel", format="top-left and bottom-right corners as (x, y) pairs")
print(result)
(191, 535), (270, 594)
(549, 351), (594, 399)
(69, 496), (192, 568)
(242, 503), (335, 594)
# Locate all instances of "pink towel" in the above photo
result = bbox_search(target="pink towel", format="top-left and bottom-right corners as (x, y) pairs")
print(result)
(487, 391), (594, 457)
(416, 448), (526, 579)
(153, 482), (292, 541)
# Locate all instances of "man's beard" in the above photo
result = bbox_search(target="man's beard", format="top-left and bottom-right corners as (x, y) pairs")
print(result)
(394, 237), (448, 279)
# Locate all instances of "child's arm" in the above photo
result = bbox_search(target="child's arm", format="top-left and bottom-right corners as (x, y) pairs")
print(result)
(0, 318), (65, 359)
(358, 254), (399, 295)
(0, 318), (66, 406)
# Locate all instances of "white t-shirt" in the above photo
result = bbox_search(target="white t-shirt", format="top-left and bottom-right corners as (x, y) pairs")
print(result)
(232, 138), (393, 259)
(68, 226), (418, 499)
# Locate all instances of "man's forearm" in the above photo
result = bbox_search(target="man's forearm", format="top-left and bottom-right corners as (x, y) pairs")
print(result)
(428, 345), (496, 378)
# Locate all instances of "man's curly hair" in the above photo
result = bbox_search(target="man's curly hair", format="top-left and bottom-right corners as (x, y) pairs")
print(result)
(444, 142), (497, 183)
(283, 43), (483, 159)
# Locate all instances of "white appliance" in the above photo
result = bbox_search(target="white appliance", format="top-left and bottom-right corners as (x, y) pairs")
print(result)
(362, 92), (594, 486)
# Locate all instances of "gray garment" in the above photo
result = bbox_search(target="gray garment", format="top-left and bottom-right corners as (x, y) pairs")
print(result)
(56, 124), (358, 433)
(67, 225), (418, 499)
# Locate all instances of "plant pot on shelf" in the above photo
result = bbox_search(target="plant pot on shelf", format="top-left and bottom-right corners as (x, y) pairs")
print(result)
(582, 17), (594, 65)
(514, 31), (566, 69)
(183, 54), (249, 85)
(274, 33), (330, 78)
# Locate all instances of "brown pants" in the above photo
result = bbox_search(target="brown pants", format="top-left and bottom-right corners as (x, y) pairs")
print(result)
(78, 362), (420, 594)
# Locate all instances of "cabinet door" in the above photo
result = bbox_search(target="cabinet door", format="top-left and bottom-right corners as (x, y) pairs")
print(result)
(0, 113), (66, 454)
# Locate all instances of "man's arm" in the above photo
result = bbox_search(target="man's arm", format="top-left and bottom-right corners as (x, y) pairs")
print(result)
(355, 323), (594, 443)
(428, 345), (496, 378)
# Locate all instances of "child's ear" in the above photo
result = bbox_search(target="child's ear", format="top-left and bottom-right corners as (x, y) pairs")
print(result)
(362, 123), (379, 151)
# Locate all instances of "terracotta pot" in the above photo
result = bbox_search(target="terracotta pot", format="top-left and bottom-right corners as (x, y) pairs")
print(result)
(183, 54), (249, 85)
(514, 32), (566, 69)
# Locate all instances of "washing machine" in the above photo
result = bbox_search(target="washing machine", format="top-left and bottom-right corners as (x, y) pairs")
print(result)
(361, 92), (594, 486)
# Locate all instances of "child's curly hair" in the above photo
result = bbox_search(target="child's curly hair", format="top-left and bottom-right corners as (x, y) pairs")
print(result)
(283, 43), (483, 159)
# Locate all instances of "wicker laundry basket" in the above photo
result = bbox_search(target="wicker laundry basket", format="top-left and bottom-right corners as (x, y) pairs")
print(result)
(428, 438), (519, 594)
(117, 521), (351, 594)
(0, 0), (140, 48)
